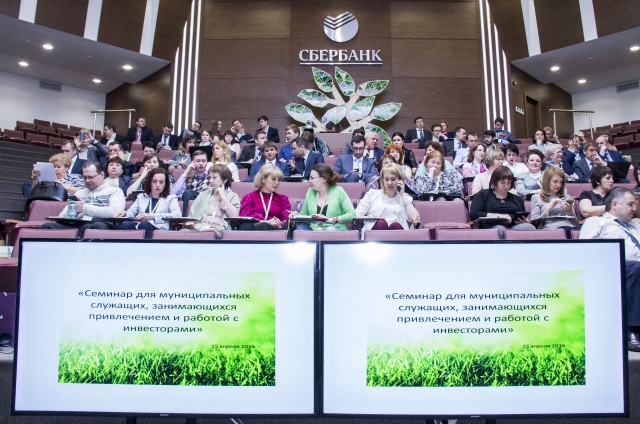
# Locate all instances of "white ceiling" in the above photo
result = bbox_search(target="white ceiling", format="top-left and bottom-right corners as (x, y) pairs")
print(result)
(0, 14), (169, 94)
(512, 26), (640, 94)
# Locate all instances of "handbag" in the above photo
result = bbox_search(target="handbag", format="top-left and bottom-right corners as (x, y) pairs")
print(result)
(27, 181), (68, 204)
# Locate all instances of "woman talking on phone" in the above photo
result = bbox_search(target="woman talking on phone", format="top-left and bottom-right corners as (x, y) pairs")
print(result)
(355, 163), (419, 231)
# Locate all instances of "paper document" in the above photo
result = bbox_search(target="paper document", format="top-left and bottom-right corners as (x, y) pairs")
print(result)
(34, 162), (57, 182)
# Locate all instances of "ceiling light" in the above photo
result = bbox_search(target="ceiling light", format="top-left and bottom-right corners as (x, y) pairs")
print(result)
(578, 79), (587, 84)
(122, 65), (132, 70)
(631, 46), (640, 52)
(19, 61), (28, 67)
(93, 79), (101, 83)
(43, 44), (53, 50)
(550, 66), (560, 72)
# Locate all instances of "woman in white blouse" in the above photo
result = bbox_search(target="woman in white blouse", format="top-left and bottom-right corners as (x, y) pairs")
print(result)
(355, 163), (419, 232)
(208, 141), (240, 182)
(515, 149), (544, 197)
(470, 149), (504, 195)
(503, 144), (528, 177)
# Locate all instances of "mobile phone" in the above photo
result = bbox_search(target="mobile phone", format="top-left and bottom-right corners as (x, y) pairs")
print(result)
(514, 211), (529, 220)
(353, 168), (360, 173)
(79, 131), (86, 142)
(68, 194), (78, 201)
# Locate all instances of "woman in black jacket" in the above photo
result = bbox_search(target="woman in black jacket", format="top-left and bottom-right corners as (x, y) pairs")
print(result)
(470, 166), (536, 239)
(105, 157), (134, 196)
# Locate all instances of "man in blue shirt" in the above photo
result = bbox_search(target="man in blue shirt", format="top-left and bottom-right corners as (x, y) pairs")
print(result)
(493, 117), (515, 144)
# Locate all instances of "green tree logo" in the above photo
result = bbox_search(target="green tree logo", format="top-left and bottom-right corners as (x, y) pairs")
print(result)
(285, 67), (401, 146)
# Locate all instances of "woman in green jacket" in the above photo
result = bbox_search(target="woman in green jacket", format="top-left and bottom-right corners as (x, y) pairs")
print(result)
(292, 163), (356, 231)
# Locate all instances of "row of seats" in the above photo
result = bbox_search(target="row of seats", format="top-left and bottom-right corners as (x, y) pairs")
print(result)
(2, 120), (103, 149)
(1, 129), (71, 149)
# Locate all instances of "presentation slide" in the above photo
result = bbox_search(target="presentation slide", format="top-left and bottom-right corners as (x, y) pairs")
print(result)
(14, 241), (317, 415)
(323, 242), (626, 417)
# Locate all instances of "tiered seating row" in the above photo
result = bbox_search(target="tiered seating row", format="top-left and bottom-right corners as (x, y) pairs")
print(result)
(2, 120), (103, 149)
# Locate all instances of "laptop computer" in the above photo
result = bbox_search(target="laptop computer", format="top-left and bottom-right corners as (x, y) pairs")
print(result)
(606, 161), (631, 180)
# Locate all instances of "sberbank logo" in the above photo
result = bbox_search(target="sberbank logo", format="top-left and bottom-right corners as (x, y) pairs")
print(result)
(323, 12), (358, 43)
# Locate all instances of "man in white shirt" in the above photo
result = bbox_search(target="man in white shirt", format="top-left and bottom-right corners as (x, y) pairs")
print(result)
(580, 187), (640, 351)
(452, 132), (477, 169)
(39, 161), (126, 237)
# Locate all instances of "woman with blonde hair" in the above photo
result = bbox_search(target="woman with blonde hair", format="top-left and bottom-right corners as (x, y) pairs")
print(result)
(384, 145), (412, 179)
(415, 150), (463, 200)
(209, 140), (239, 182)
(471, 149), (505, 195)
(30, 152), (85, 196)
(530, 166), (579, 237)
(356, 163), (419, 231)
(238, 164), (291, 231)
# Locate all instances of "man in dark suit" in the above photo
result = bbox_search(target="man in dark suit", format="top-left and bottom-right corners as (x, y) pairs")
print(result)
(597, 135), (624, 163)
(574, 141), (607, 183)
(230, 119), (253, 143)
(443, 127), (468, 157)
(238, 131), (267, 163)
(153, 122), (180, 150)
(60, 140), (86, 176)
(126, 116), (154, 145)
(333, 137), (377, 183)
(364, 132), (384, 161)
(405, 116), (430, 146)
(245, 141), (290, 182)
(289, 137), (324, 178)
(100, 123), (129, 150)
(257, 115), (280, 143)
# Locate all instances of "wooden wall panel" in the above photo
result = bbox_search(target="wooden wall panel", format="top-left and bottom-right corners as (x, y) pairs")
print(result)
(510, 65), (573, 138)
(152, 0), (192, 61)
(97, 0), (146, 52)
(391, 1), (478, 39)
(200, 39), (291, 79)
(34, 0), (88, 37)
(0, 0), (21, 18)
(203, 1), (291, 40)
(393, 78), (483, 119)
(105, 65), (172, 138)
(391, 39), (482, 78)
(486, 0), (529, 61)
(534, 0), (583, 53)
(593, 0), (640, 37)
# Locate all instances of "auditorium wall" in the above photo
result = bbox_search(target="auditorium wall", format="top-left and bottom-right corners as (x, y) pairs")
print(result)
(0, 70), (105, 133)
(572, 85), (640, 131)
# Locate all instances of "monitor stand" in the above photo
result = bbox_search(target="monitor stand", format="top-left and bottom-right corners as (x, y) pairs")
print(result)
(126, 418), (239, 424)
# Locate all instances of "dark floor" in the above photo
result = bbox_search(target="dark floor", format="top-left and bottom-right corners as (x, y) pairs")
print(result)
(2, 352), (640, 424)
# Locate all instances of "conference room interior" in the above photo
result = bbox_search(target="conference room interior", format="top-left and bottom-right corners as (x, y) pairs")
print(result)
(3, 0), (640, 422)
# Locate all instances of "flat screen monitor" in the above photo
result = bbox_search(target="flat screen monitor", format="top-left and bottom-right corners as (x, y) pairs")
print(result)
(322, 241), (627, 418)
(13, 240), (317, 417)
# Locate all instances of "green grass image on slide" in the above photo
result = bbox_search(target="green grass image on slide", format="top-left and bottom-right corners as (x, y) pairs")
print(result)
(367, 346), (585, 387)
(58, 343), (275, 386)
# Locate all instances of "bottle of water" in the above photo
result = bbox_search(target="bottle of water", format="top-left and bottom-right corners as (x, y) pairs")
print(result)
(68, 200), (77, 219)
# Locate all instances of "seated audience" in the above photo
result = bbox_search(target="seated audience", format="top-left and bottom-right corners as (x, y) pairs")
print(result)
(334, 136), (376, 183)
(391, 132), (417, 174)
(40, 161), (125, 237)
(104, 157), (134, 196)
(355, 163), (419, 231)
(440, 120), (453, 139)
(198, 129), (214, 146)
(245, 141), (290, 182)
(153, 122), (179, 150)
(239, 164), (290, 231)
(528, 128), (551, 154)
(291, 164), (355, 231)
(189, 121), (202, 142)
(579, 187), (640, 351)
(544, 126), (560, 144)
(565, 133), (583, 164)
(578, 166), (614, 218)
(443, 127), (467, 157)
(257, 115), (280, 143)
(278, 124), (300, 163)
(502, 144), (527, 176)
(60, 140), (85, 176)
(545, 143), (578, 181)
(30, 153), (85, 196)
(290, 137), (324, 179)
(301, 130), (331, 157)
(596, 135), (629, 182)
(482, 130), (498, 149)
(230, 119), (252, 143)
(471, 149), (505, 195)
(100, 123), (129, 151)
(127, 153), (174, 198)
(405, 116), (430, 145)
(239, 131), (267, 163)
(515, 150), (545, 197)
(385, 145), (412, 179)
(634, 166), (640, 197)
(493, 117), (515, 144)
(105, 142), (134, 175)
(131, 142), (170, 175)
(574, 140), (607, 183)
(116, 168), (181, 239)
(75, 129), (108, 162)
(127, 116), (154, 145)
(462, 143), (487, 178)
(324, 122), (336, 132)
(415, 151), (463, 200)
(363, 154), (399, 195)
(187, 164), (240, 237)
(530, 167), (580, 238)
(171, 150), (211, 215)
(363, 132), (384, 161)
(210, 141), (239, 182)
(223, 131), (241, 161)
(166, 135), (195, 172)
(416, 142), (455, 176)
(469, 166), (536, 238)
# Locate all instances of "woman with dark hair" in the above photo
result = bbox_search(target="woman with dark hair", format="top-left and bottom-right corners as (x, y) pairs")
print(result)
(528, 128), (550, 154)
(391, 132), (417, 174)
(188, 163), (240, 237)
(126, 153), (174, 197)
(239, 164), (290, 231)
(210, 119), (223, 136)
(115, 168), (181, 239)
(440, 120), (453, 139)
(223, 130), (241, 160)
(199, 129), (214, 146)
(515, 149), (545, 197)
(578, 166), (614, 218)
(502, 143), (527, 176)
(290, 163), (355, 231)
(104, 157), (134, 195)
(462, 143), (487, 178)
(470, 166), (536, 238)
(167, 135), (195, 172)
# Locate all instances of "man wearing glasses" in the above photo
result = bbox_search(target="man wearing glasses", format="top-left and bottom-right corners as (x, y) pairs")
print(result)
(40, 161), (126, 237)
(334, 136), (377, 183)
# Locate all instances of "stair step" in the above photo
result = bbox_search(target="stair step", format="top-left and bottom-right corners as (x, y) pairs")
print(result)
(0, 190), (23, 200)
(0, 153), (52, 163)
(0, 210), (25, 220)
(0, 167), (30, 179)
(0, 158), (37, 171)
(0, 140), (59, 155)
(0, 197), (24, 211)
